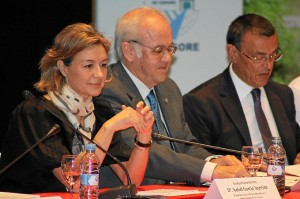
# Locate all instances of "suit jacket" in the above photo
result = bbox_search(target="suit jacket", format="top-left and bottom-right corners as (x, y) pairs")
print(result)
(97, 61), (213, 186)
(183, 67), (300, 164)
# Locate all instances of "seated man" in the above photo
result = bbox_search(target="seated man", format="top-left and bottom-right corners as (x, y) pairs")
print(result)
(183, 13), (300, 165)
(95, 7), (249, 187)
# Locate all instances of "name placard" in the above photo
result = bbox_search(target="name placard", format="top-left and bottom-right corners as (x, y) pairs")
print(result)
(204, 176), (281, 199)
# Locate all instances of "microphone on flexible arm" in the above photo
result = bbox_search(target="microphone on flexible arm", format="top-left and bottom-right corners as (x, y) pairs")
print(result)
(0, 124), (61, 176)
(75, 130), (137, 199)
(153, 132), (242, 155)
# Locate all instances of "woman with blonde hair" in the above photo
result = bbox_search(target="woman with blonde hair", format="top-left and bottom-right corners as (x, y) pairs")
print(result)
(0, 23), (153, 193)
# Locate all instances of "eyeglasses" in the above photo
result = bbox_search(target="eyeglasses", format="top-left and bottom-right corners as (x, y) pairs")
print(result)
(235, 46), (283, 64)
(128, 40), (177, 56)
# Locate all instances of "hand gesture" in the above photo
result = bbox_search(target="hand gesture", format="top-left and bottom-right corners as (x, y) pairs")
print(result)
(106, 101), (154, 135)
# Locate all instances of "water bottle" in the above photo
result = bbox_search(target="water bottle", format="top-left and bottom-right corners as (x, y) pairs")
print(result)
(267, 136), (286, 197)
(80, 143), (100, 199)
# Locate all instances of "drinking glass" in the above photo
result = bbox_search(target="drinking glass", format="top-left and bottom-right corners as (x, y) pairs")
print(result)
(61, 155), (80, 198)
(241, 146), (263, 177)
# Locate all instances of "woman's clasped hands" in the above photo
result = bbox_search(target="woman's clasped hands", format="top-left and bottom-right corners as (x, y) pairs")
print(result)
(104, 101), (154, 141)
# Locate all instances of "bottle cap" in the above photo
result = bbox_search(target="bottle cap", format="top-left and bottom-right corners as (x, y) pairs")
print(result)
(85, 143), (96, 150)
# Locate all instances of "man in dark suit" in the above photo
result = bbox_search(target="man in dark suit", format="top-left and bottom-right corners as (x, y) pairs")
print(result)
(183, 13), (300, 165)
(95, 7), (249, 186)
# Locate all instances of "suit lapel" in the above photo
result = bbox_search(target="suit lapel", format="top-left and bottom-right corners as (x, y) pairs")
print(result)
(112, 62), (144, 105)
(154, 82), (179, 141)
(154, 83), (178, 151)
(219, 68), (252, 145)
(264, 85), (294, 154)
(154, 86), (170, 125)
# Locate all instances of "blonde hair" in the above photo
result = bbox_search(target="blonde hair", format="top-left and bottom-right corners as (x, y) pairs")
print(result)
(34, 23), (111, 92)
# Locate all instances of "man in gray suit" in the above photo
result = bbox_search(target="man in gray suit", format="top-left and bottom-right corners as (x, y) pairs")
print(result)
(95, 7), (249, 186)
(183, 14), (300, 165)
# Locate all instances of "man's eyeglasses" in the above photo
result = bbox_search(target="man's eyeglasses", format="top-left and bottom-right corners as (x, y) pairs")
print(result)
(128, 40), (177, 56)
(235, 46), (283, 64)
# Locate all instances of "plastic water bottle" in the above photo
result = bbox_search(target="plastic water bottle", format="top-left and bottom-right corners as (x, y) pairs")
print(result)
(80, 143), (100, 199)
(267, 136), (286, 197)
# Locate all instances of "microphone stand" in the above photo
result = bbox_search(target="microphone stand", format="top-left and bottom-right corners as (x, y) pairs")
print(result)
(0, 124), (61, 176)
(154, 132), (242, 155)
(77, 131), (137, 199)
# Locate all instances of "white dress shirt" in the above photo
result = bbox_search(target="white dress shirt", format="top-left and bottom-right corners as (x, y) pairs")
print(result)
(229, 64), (280, 152)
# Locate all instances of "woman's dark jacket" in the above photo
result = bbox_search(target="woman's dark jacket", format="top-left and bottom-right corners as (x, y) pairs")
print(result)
(0, 95), (131, 193)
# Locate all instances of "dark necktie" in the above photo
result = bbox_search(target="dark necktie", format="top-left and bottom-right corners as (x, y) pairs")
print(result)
(251, 88), (272, 150)
(147, 90), (172, 148)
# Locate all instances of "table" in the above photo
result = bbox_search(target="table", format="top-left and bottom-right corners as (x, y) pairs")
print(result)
(37, 185), (206, 199)
(37, 184), (300, 199)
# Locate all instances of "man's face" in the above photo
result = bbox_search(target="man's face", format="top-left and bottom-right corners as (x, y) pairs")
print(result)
(129, 17), (175, 88)
(231, 32), (279, 88)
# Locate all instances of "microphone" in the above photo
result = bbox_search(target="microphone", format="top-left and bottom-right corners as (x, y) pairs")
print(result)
(0, 124), (61, 175)
(154, 132), (242, 155)
(76, 130), (137, 199)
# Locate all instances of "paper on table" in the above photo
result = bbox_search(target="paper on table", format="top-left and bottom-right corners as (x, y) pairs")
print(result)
(285, 164), (300, 176)
(286, 175), (300, 188)
(257, 171), (300, 188)
(137, 189), (207, 197)
(0, 192), (62, 199)
(0, 192), (40, 199)
(256, 171), (267, 177)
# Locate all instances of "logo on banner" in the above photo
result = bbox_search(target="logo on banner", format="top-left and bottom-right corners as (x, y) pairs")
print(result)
(150, 0), (199, 52)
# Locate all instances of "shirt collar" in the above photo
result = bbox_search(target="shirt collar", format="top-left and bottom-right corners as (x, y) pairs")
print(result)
(229, 63), (255, 101)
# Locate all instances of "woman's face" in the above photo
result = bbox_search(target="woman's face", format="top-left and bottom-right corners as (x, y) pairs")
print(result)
(60, 44), (108, 99)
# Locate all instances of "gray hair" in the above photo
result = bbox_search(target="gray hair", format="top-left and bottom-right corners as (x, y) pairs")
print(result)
(114, 7), (168, 60)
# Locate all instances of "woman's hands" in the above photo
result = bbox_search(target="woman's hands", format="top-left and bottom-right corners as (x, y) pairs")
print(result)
(131, 101), (154, 143)
(93, 101), (153, 163)
(103, 101), (154, 138)
(103, 102), (154, 186)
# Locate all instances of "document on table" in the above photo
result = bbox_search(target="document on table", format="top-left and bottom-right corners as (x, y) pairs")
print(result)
(286, 175), (300, 187)
(0, 192), (62, 199)
(257, 169), (300, 188)
(137, 189), (207, 197)
(0, 192), (40, 199)
(285, 164), (300, 176)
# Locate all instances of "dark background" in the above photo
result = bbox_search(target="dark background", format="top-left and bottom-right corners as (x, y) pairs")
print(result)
(0, 0), (92, 150)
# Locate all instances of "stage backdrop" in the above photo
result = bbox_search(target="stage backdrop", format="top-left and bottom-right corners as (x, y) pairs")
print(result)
(94, 0), (242, 94)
